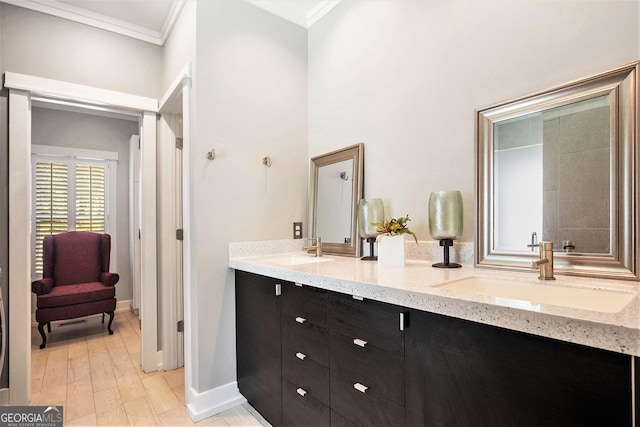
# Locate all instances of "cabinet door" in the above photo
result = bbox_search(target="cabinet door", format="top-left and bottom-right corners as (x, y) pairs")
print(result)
(235, 270), (283, 426)
(405, 309), (632, 427)
(329, 294), (405, 426)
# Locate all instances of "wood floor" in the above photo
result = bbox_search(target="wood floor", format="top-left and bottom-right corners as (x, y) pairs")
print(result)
(30, 310), (269, 426)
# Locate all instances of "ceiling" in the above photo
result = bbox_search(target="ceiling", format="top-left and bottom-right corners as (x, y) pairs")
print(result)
(1, 0), (341, 45)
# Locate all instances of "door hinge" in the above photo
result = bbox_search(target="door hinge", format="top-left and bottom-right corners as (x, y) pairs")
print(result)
(138, 229), (141, 240)
(176, 137), (183, 150)
(177, 320), (184, 332)
(176, 229), (184, 240)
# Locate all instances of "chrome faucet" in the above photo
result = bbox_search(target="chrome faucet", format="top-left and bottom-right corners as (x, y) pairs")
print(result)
(303, 237), (322, 257)
(531, 241), (555, 280)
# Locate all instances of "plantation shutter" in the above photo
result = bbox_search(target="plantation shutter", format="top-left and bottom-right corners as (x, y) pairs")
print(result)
(34, 161), (69, 273)
(75, 164), (106, 232)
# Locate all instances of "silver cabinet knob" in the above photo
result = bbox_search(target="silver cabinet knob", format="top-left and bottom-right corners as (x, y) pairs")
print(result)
(296, 352), (306, 361)
(354, 383), (368, 393)
(295, 316), (306, 324)
(297, 388), (307, 397)
(353, 338), (367, 347)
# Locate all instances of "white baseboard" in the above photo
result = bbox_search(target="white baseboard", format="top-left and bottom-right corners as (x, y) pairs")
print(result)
(186, 381), (247, 422)
(116, 299), (132, 313)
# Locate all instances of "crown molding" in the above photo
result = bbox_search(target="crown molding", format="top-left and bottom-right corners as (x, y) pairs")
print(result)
(245, 0), (341, 29)
(307, 1), (341, 27)
(159, 0), (186, 44)
(1, 0), (185, 46)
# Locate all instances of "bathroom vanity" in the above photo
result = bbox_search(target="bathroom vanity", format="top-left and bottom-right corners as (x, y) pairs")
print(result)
(230, 248), (640, 426)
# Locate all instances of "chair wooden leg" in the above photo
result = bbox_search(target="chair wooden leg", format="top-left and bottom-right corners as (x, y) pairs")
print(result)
(47, 322), (51, 333)
(102, 312), (105, 324)
(38, 322), (47, 349)
(107, 312), (115, 335)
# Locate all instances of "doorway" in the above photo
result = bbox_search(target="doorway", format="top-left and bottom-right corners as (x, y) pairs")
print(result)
(158, 91), (185, 370)
(5, 72), (159, 404)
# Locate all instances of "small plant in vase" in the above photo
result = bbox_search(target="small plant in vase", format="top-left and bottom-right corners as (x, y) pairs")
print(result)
(373, 215), (418, 243)
(373, 215), (417, 267)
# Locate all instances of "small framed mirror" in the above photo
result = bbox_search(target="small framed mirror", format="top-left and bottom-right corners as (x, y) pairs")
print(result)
(476, 62), (639, 280)
(309, 143), (364, 257)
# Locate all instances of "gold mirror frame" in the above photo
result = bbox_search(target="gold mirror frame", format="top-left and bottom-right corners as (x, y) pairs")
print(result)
(309, 143), (364, 257)
(476, 62), (639, 280)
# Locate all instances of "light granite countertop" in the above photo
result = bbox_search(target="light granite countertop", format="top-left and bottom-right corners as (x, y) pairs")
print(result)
(229, 240), (640, 357)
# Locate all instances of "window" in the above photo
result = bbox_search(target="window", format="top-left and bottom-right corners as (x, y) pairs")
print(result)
(31, 147), (117, 275)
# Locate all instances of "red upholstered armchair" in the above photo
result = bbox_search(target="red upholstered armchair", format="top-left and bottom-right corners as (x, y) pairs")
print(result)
(31, 231), (119, 349)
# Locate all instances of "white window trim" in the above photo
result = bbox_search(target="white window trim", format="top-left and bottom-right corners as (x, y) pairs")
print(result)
(31, 145), (118, 279)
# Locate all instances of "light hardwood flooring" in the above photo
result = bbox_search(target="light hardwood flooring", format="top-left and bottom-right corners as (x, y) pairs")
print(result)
(30, 310), (269, 426)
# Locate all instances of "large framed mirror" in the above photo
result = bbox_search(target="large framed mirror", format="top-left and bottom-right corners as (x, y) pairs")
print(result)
(476, 62), (639, 280)
(309, 143), (364, 257)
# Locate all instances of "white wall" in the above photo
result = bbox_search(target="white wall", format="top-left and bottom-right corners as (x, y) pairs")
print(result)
(192, 0), (307, 393)
(162, 0), (196, 93)
(0, 3), (162, 98)
(31, 107), (137, 301)
(308, 0), (639, 242)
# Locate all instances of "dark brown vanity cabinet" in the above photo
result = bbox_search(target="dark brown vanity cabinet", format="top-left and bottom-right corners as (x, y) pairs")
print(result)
(281, 283), (331, 427)
(235, 271), (285, 426)
(405, 308), (632, 427)
(328, 293), (406, 426)
(237, 271), (634, 427)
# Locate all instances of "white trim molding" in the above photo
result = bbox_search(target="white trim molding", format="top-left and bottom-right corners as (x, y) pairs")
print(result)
(3, 72), (157, 112)
(32, 144), (119, 161)
(186, 382), (247, 422)
(307, 1), (342, 27)
(8, 89), (32, 405)
(245, 0), (341, 28)
(0, 0), (185, 46)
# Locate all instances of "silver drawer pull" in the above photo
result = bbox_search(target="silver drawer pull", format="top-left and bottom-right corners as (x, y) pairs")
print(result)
(354, 383), (368, 393)
(296, 352), (307, 361)
(297, 388), (307, 397)
(295, 316), (306, 324)
(353, 338), (368, 348)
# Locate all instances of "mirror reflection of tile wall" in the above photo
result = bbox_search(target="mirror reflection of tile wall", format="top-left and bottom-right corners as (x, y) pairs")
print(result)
(542, 99), (610, 254)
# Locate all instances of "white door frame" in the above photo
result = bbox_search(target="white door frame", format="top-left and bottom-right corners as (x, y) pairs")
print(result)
(4, 72), (160, 403)
(157, 63), (190, 372)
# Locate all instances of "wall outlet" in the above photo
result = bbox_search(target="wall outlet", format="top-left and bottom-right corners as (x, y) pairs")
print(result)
(293, 222), (303, 239)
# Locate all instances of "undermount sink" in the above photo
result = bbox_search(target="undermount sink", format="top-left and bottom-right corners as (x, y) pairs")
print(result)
(262, 255), (334, 266)
(437, 277), (636, 313)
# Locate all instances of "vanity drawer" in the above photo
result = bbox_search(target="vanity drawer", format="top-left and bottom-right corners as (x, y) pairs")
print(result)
(330, 369), (405, 426)
(281, 345), (330, 406)
(329, 293), (403, 354)
(282, 378), (330, 427)
(330, 331), (404, 405)
(281, 311), (330, 366)
(282, 283), (328, 328)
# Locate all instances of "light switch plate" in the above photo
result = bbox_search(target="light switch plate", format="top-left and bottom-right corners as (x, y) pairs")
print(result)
(293, 222), (303, 239)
